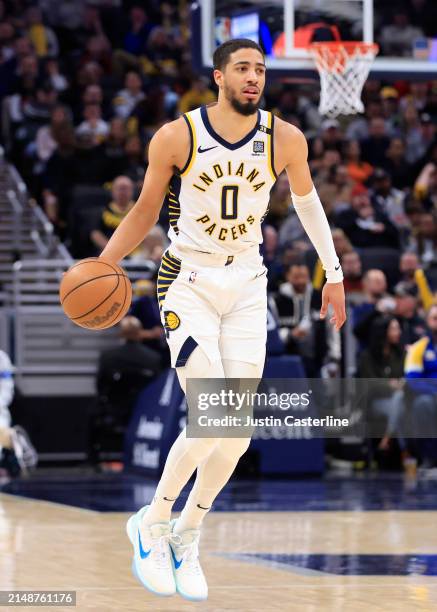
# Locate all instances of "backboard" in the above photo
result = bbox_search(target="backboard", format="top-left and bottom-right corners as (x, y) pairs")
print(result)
(193, 0), (437, 80)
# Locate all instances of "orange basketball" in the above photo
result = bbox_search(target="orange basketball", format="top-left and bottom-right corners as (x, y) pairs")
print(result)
(59, 257), (132, 330)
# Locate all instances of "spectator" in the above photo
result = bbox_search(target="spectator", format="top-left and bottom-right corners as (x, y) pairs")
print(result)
(313, 149), (341, 186)
(332, 228), (354, 258)
(92, 315), (163, 463)
(380, 11), (424, 57)
(0, 21), (15, 65)
(353, 269), (388, 336)
(0, 35), (35, 99)
(272, 87), (321, 135)
(405, 304), (437, 468)
(25, 5), (59, 58)
(265, 171), (291, 230)
(278, 205), (312, 253)
(72, 4), (109, 52)
(76, 61), (104, 92)
(334, 187), (400, 249)
(414, 163), (437, 214)
(44, 58), (68, 93)
(346, 100), (384, 141)
(34, 104), (72, 164)
(394, 252), (421, 298)
(393, 287), (427, 345)
(344, 139), (374, 186)
(413, 113), (437, 164)
(412, 213), (437, 268)
(381, 86), (401, 131)
(42, 121), (78, 226)
(308, 137), (325, 174)
(130, 225), (168, 265)
(179, 76), (215, 114)
(360, 117), (391, 167)
(90, 175), (135, 252)
(112, 70), (145, 119)
(262, 225), (282, 291)
(357, 316), (407, 456)
(76, 84), (107, 122)
(117, 314), (163, 372)
(370, 168), (410, 242)
(317, 164), (353, 216)
(103, 117), (129, 179)
(271, 263), (338, 376)
(400, 82), (430, 113)
(123, 135), (147, 188)
(76, 103), (109, 144)
(123, 5), (155, 57)
(10, 82), (58, 169)
(130, 85), (168, 138)
(319, 118), (343, 153)
(128, 280), (169, 366)
(8, 52), (40, 103)
(145, 26), (179, 77)
(341, 251), (364, 298)
(80, 35), (112, 74)
(402, 104), (424, 165)
(381, 138), (413, 190)
(40, 0), (87, 31)
(393, 252), (437, 309)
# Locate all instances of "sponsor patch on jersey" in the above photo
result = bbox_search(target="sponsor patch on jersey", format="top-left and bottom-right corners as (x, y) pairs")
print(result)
(253, 140), (265, 154)
(189, 271), (197, 283)
(164, 310), (180, 332)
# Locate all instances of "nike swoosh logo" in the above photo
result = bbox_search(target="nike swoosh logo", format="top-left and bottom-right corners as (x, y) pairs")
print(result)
(170, 545), (183, 569)
(335, 264), (341, 271)
(253, 270), (267, 279)
(164, 496), (176, 501)
(197, 145), (218, 153)
(138, 531), (151, 559)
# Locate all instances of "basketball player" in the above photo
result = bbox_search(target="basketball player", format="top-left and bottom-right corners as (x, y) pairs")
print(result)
(100, 39), (346, 601)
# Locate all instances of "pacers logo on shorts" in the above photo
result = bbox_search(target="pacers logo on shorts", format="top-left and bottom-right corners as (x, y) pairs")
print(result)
(164, 310), (180, 334)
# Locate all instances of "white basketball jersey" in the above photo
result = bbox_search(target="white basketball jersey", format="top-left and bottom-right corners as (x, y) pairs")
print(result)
(165, 105), (277, 255)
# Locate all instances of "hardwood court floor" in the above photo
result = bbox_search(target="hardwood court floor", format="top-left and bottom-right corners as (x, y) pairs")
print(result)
(1, 493), (437, 612)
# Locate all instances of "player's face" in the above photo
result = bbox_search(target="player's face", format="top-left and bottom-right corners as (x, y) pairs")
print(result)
(218, 48), (266, 116)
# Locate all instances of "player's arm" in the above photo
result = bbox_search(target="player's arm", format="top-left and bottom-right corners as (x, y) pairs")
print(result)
(100, 119), (187, 264)
(276, 121), (346, 331)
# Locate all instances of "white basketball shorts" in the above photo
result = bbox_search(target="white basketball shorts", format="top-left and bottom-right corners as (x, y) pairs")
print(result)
(156, 244), (268, 369)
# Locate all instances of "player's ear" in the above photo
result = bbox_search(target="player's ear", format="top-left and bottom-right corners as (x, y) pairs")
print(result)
(213, 69), (223, 89)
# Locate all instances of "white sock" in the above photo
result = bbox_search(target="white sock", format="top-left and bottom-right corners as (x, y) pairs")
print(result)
(173, 436), (250, 533)
(143, 427), (219, 525)
(174, 358), (262, 533)
(143, 347), (225, 526)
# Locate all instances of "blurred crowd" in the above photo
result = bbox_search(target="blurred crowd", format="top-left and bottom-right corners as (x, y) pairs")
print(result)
(1, 0), (437, 471)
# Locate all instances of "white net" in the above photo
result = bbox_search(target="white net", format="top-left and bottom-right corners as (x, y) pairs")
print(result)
(309, 43), (379, 118)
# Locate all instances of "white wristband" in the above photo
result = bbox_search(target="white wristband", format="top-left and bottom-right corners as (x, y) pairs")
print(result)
(291, 185), (344, 284)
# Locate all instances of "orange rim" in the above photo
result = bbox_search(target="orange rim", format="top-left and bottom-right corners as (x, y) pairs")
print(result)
(309, 42), (379, 72)
(309, 41), (379, 55)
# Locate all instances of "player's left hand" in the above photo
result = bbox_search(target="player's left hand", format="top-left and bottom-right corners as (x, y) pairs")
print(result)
(320, 282), (346, 331)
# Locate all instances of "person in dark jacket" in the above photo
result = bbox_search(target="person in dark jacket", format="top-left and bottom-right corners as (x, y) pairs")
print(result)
(271, 263), (340, 376)
(357, 315), (407, 455)
(334, 188), (400, 249)
(91, 316), (163, 464)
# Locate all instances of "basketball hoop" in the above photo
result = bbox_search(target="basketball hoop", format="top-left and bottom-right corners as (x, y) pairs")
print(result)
(309, 42), (379, 118)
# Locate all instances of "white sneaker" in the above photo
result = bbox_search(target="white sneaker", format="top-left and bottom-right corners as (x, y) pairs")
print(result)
(169, 519), (208, 601)
(126, 505), (176, 597)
